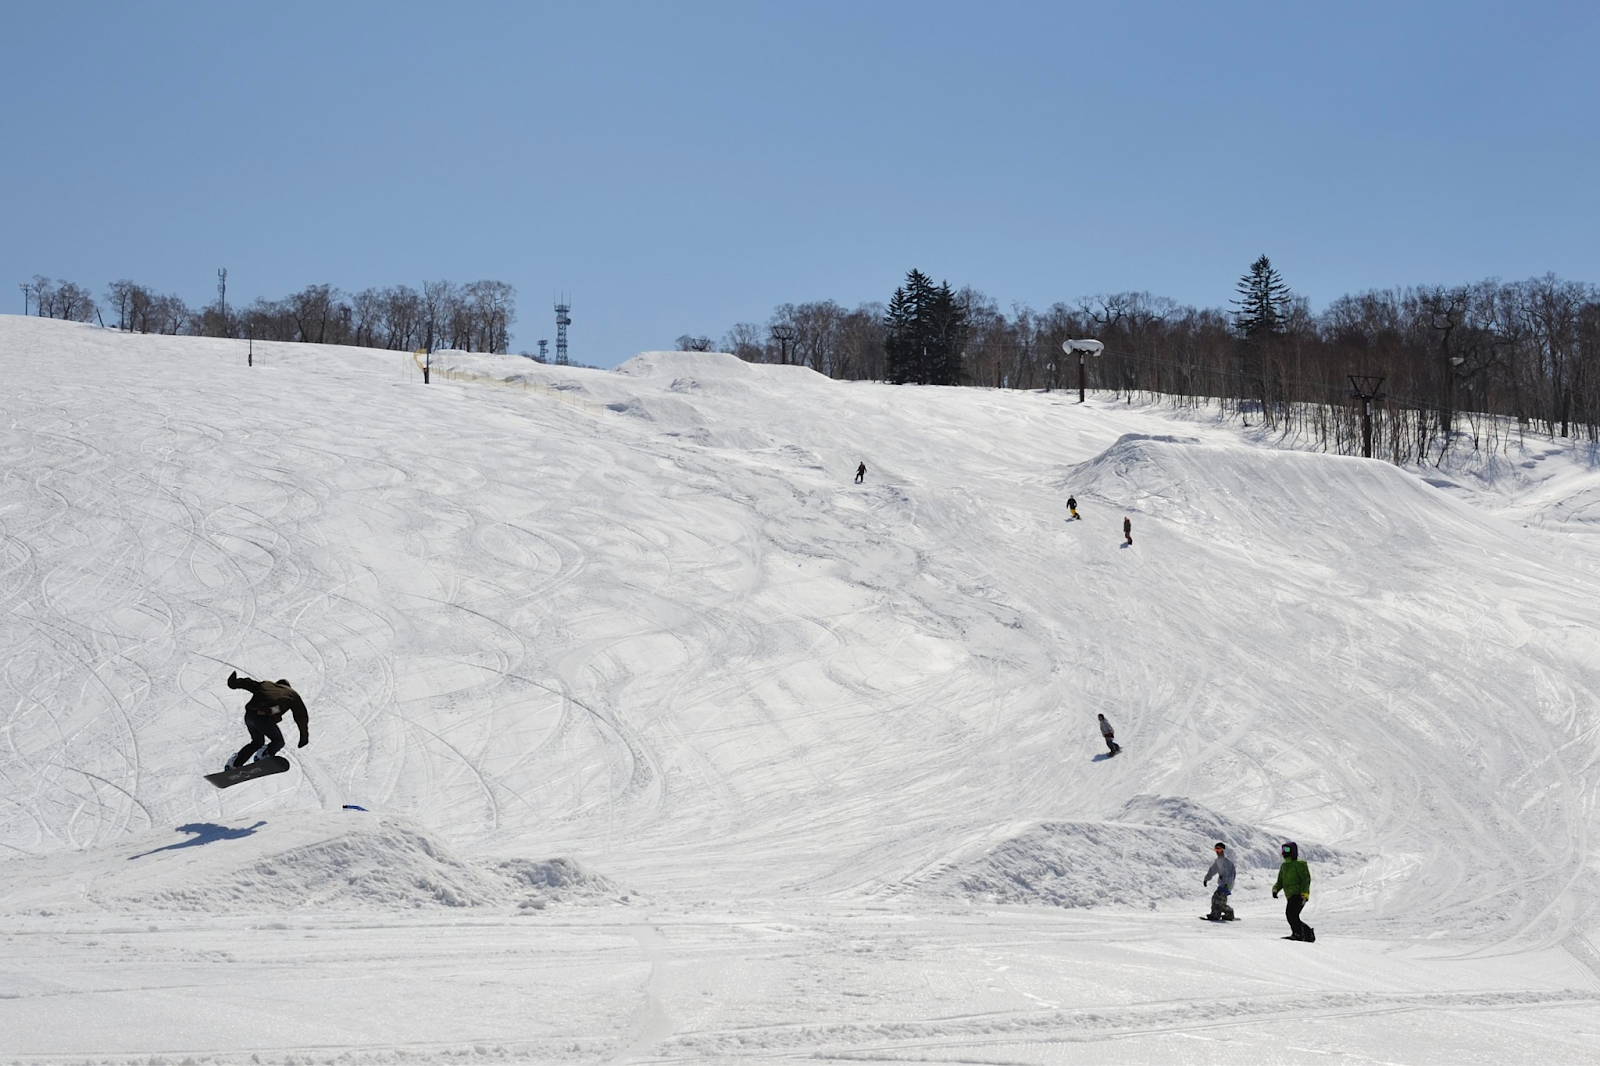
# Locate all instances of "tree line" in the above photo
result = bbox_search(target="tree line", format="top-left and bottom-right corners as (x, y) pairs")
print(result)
(710, 263), (1600, 464)
(19, 275), (521, 355)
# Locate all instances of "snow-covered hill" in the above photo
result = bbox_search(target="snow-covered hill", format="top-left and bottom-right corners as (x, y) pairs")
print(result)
(2, 315), (1598, 1063)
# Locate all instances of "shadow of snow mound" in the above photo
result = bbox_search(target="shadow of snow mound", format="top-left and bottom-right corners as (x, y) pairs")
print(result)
(912, 795), (1346, 910)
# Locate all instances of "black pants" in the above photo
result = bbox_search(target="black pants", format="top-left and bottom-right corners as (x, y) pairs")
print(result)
(234, 714), (284, 765)
(1285, 894), (1313, 939)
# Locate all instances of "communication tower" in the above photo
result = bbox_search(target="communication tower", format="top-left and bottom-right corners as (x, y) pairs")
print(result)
(554, 296), (572, 366)
(538, 339), (549, 362)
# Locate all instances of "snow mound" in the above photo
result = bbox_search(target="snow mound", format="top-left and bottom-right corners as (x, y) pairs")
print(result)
(912, 795), (1346, 910)
(614, 350), (754, 380)
(1061, 431), (1490, 553)
(0, 810), (622, 916)
(493, 857), (621, 905)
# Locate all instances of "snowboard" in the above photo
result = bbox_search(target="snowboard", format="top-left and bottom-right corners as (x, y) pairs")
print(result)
(205, 756), (290, 789)
(1200, 915), (1240, 921)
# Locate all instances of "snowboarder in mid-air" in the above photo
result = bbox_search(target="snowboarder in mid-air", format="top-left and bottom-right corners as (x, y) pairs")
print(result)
(1272, 841), (1315, 941)
(225, 671), (309, 769)
(1123, 516), (1133, 545)
(1203, 842), (1236, 921)
(855, 461), (867, 484)
(1067, 495), (1080, 520)
(1097, 713), (1120, 756)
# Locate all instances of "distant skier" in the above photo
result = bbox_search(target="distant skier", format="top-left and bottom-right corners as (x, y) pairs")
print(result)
(225, 671), (309, 769)
(1123, 516), (1133, 545)
(1096, 713), (1120, 755)
(855, 461), (867, 484)
(1067, 495), (1080, 520)
(1271, 841), (1315, 942)
(1203, 842), (1236, 920)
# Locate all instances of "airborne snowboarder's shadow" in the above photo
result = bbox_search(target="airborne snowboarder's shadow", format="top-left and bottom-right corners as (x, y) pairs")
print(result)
(1090, 752), (1118, 762)
(128, 821), (266, 859)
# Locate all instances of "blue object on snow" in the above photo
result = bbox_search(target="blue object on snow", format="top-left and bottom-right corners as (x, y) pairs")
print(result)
(342, 804), (368, 811)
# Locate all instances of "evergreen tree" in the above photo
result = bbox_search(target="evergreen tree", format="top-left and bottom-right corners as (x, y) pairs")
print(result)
(927, 282), (969, 386)
(1232, 255), (1292, 339)
(883, 269), (968, 385)
(884, 282), (917, 384)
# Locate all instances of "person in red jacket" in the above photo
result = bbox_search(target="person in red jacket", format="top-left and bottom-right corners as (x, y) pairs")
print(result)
(225, 671), (309, 768)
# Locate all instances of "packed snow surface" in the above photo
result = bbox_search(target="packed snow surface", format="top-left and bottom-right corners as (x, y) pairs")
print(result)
(2, 316), (1599, 1063)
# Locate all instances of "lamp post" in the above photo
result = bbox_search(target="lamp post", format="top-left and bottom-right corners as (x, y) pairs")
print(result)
(1062, 339), (1104, 403)
(1348, 375), (1386, 459)
(770, 324), (796, 365)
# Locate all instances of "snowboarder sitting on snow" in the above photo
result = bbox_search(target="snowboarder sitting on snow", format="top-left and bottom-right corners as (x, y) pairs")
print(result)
(1271, 841), (1315, 942)
(855, 461), (867, 484)
(1067, 495), (1079, 520)
(1096, 713), (1120, 755)
(1203, 842), (1236, 920)
(225, 671), (309, 768)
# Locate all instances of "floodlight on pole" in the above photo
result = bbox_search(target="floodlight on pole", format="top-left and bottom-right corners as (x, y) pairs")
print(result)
(1063, 339), (1104, 403)
(1348, 375), (1386, 459)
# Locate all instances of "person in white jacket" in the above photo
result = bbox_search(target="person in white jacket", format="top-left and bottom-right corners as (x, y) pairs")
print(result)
(1203, 842), (1236, 921)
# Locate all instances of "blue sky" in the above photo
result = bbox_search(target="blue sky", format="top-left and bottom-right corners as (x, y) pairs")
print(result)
(3, 1), (1594, 367)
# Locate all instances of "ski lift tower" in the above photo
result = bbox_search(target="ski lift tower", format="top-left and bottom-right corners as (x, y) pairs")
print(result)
(554, 296), (572, 366)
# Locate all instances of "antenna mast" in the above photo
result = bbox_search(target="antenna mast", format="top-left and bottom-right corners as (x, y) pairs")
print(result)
(554, 295), (571, 366)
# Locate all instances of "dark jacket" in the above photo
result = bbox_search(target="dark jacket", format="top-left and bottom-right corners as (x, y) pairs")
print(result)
(229, 673), (309, 743)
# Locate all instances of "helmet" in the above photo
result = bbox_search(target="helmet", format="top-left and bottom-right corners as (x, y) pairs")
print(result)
(1281, 841), (1299, 860)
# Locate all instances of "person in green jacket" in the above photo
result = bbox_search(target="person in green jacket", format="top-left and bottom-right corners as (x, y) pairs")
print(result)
(1271, 841), (1315, 942)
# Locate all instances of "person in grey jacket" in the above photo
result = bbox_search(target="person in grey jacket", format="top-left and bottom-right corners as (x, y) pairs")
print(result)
(1096, 713), (1120, 755)
(1203, 842), (1236, 920)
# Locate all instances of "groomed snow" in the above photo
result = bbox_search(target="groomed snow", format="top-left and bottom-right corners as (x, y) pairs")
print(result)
(1, 315), (1598, 1063)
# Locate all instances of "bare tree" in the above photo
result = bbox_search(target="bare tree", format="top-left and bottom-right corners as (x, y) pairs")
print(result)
(30, 276), (56, 317)
(53, 281), (98, 322)
(720, 322), (766, 362)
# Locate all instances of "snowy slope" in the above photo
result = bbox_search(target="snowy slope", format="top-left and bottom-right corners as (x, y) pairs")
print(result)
(2, 315), (1599, 1063)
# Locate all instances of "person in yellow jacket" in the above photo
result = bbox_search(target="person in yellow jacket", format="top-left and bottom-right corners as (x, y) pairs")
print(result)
(1271, 841), (1315, 942)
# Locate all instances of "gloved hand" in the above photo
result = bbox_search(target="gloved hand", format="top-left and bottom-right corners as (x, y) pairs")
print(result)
(298, 734), (309, 748)
(1301, 892), (1309, 901)
(1272, 890), (1279, 898)
(227, 671), (241, 689)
